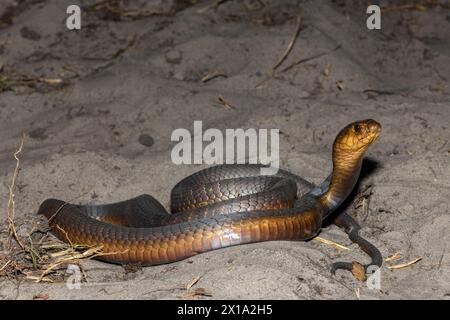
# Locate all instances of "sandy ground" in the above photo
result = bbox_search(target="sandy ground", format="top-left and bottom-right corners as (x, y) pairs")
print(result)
(0, 0), (449, 300)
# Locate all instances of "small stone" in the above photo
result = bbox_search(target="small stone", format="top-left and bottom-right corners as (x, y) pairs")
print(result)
(138, 134), (154, 147)
(165, 49), (182, 64)
(173, 71), (185, 81)
(20, 26), (41, 41)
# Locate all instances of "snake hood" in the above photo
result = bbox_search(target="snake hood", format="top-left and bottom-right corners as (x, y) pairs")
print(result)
(319, 119), (381, 211)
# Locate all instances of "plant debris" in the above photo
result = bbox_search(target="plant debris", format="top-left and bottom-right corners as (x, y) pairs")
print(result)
(313, 236), (351, 251)
(180, 287), (213, 299)
(353, 183), (374, 221)
(201, 72), (228, 83)
(272, 12), (303, 71)
(355, 287), (360, 300)
(217, 95), (236, 110)
(0, 136), (126, 285)
(385, 252), (402, 262)
(186, 275), (202, 290)
(0, 73), (68, 93)
(255, 45), (341, 88)
(6, 135), (25, 250)
(388, 257), (423, 270)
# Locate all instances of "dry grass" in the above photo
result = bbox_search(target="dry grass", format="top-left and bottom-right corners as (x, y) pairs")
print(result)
(111, 35), (137, 59)
(0, 223), (116, 284)
(201, 72), (228, 83)
(179, 275), (213, 299)
(272, 13), (303, 71)
(217, 95), (236, 110)
(385, 252), (402, 262)
(0, 136), (122, 285)
(352, 183), (374, 222)
(278, 45), (341, 74)
(7, 135), (26, 251)
(255, 45), (341, 89)
(388, 257), (422, 270)
(354, 287), (360, 300)
(181, 288), (213, 299)
(254, 8), (303, 88)
(313, 236), (351, 251)
(252, 3), (342, 89)
(185, 275), (202, 290)
(0, 73), (67, 93)
(384, 251), (423, 270)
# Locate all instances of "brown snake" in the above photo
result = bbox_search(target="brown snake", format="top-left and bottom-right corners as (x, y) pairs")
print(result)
(38, 119), (382, 278)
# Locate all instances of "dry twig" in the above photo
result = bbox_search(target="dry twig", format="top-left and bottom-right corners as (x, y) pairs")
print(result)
(112, 35), (137, 59)
(388, 257), (422, 270)
(255, 45), (341, 88)
(0, 73), (66, 92)
(186, 275), (202, 290)
(7, 135), (26, 251)
(272, 13), (303, 71)
(313, 236), (351, 251)
(385, 252), (402, 262)
(217, 95), (236, 110)
(201, 72), (228, 83)
(181, 288), (213, 299)
(355, 287), (360, 300)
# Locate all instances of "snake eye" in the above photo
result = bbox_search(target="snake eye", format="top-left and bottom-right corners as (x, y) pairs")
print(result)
(354, 124), (361, 133)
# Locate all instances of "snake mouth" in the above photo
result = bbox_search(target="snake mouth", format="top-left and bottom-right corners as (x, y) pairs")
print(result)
(367, 121), (382, 143)
(371, 131), (381, 143)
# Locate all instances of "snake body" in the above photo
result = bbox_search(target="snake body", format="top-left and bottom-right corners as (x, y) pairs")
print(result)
(38, 119), (383, 276)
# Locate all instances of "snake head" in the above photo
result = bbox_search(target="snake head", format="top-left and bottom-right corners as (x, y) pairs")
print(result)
(334, 119), (381, 154)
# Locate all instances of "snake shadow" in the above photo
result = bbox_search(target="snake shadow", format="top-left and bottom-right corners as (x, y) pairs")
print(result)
(321, 157), (380, 228)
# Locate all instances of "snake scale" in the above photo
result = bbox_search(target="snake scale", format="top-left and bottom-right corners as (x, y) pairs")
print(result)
(38, 119), (383, 278)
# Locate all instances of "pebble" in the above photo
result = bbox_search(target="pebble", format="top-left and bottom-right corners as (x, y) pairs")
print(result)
(138, 134), (154, 147)
(165, 49), (182, 64)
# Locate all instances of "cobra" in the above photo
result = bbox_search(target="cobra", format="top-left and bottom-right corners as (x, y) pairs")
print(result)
(38, 119), (383, 278)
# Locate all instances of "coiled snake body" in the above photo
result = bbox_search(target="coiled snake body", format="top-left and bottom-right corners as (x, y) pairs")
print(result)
(38, 119), (383, 278)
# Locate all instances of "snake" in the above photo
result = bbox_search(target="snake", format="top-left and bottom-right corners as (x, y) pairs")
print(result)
(38, 119), (383, 278)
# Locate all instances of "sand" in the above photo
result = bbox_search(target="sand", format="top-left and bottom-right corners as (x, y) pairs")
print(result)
(0, 0), (449, 300)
